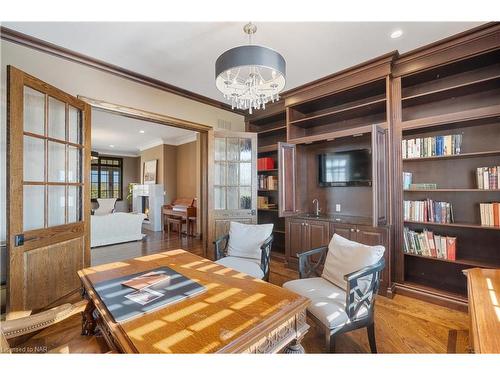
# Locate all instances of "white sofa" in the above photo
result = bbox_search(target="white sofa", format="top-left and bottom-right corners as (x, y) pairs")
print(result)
(91, 212), (146, 248)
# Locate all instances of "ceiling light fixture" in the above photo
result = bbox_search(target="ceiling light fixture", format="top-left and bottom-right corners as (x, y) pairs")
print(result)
(109, 145), (115, 148)
(390, 29), (403, 39)
(215, 22), (286, 114)
(139, 130), (145, 134)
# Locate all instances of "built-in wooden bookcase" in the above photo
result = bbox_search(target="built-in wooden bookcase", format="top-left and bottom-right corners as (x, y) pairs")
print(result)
(395, 43), (500, 309)
(246, 102), (286, 259)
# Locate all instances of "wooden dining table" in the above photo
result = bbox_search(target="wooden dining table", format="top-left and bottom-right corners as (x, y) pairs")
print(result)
(78, 249), (310, 353)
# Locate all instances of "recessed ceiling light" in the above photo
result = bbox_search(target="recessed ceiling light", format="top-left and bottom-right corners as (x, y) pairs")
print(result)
(109, 145), (115, 148)
(139, 130), (145, 134)
(390, 29), (403, 39)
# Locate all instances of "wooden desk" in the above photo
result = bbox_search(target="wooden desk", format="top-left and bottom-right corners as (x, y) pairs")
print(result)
(78, 250), (309, 353)
(466, 268), (500, 353)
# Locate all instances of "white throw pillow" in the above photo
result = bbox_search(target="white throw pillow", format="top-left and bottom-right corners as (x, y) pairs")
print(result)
(227, 221), (273, 261)
(95, 198), (117, 215)
(321, 234), (385, 292)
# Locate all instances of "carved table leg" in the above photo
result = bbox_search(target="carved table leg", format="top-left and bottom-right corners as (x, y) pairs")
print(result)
(283, 337), (306, 354)
(81, 298), (97, 336)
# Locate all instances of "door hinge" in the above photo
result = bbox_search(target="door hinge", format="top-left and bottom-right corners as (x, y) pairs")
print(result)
(14, 234), (24, 246)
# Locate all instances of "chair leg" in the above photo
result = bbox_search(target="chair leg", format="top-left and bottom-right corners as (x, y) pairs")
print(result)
(326, 331), (336, 353)
(367, 322), (377, 354)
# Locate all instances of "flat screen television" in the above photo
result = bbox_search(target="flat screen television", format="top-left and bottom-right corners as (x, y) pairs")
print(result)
(318, 149), (372, 187)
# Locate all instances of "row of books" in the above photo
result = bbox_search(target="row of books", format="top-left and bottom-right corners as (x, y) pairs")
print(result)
(257, 196), (277, 209)
(476, 166), (499, 189)
(403, 199), (454, 223)
(402, 134), (462, 159)
(402, 172), (437, 190)
(258, 175), (278, 190)
(479, 203), (500, 227)
(403, 227), (456, 260)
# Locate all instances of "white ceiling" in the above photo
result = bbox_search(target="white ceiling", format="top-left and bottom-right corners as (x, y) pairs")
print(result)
(91, 109), (197, 156)
(4, 22), (483, 104)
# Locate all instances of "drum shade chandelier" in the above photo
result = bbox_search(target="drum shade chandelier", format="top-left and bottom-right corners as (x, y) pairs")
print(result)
(215, 23), (286, 114)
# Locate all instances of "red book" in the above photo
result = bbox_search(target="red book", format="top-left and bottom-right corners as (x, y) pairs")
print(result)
(494, 203), (499, 227)
(258, 157), (274, 171)
(446, 237), (457, 261)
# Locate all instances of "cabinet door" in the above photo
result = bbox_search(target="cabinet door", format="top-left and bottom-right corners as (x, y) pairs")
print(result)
(287, 219), (305, 258)
(355, 225), (386, 246)
(330, 223), (354, 240)
(355, 225), (389, 293)
(278, 142), (297, 217)
(305, 220), (330, 249)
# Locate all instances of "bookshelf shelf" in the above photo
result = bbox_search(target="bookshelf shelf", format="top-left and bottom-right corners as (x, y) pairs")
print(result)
(402, 149), (500, 162)
(404, 189), (500, 192)
(258, 208), (279, 212)
(404, 220), (500, 230)
(258, 189), (278, 192)
(256, 125), (286, 135)
(289, 97), (386, 128)
(403, 253), (499, 268)
(258, 169), (278, 173)
(257, 144), (278, 153)
(402, 74), (500, 107)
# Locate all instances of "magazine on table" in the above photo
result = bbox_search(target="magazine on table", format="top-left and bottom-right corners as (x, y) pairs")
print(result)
(125, 288), (164, 306)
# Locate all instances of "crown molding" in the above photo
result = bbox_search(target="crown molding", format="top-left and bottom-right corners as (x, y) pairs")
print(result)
(0, 26), (245, 115)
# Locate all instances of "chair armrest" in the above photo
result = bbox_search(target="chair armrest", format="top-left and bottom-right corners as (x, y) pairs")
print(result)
(259, 234), (274, 281)
(344, 258), (385, 320)
(297, 246), (328, 279)
(213, 234), (230, 260)
(1, 303), (76, 339)
(344, 258), (385, 282)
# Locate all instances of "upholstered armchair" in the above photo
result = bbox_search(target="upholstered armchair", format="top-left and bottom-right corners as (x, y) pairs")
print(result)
(283, 234), (385, 353)
(1, 303), (78, 353)
(214, 222), (274, 281)
(94, 198), (117, 215)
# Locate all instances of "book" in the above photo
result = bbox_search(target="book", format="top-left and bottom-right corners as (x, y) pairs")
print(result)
(121, 271), (171, 290)
(403, 172), (413, 189)
(446, 237), (457, 261)
(409, 183), (438, 190)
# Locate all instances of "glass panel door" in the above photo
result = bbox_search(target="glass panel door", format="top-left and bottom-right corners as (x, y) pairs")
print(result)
(22, 85), (84, 231)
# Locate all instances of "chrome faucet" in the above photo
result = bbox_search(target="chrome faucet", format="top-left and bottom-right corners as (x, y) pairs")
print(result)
(312, 199), (321, 216)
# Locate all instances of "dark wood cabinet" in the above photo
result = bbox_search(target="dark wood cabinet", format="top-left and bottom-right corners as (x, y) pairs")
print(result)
(286, 218), (329, 259)
(305, 220), (330, 249)
(329, 223), (354, 240)
(287, 219), (305, 258)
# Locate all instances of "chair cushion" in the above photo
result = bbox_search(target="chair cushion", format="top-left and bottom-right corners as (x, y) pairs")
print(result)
(322, 234), (385, 292)
(216, 256), (264, 279)
(95, 198), (117, 215)
(226, 221), (273, 261)
(283, 277), (368, 329)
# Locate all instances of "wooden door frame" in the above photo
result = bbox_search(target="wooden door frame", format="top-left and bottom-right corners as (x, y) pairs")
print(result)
(77, 96), (212, 257)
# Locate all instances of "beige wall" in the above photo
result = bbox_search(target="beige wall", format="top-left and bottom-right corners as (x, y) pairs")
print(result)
(163, 144), (177, 205)
(0, 40), (245, 242)
(176, 141), (198, 198)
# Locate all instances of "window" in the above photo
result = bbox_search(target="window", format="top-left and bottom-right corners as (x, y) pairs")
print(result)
(91, 156), (123, 200)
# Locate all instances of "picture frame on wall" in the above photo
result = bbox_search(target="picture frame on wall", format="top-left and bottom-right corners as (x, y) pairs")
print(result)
(143, 160), (157, 184)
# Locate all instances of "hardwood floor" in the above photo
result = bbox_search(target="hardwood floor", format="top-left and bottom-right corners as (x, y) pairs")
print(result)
(13, 232), (470, 354)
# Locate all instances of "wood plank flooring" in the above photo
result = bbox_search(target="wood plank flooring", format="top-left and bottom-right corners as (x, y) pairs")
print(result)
(13, 230), (470, 354)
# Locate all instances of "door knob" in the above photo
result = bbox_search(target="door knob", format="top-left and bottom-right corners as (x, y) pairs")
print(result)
(350, 228), (355, 232)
